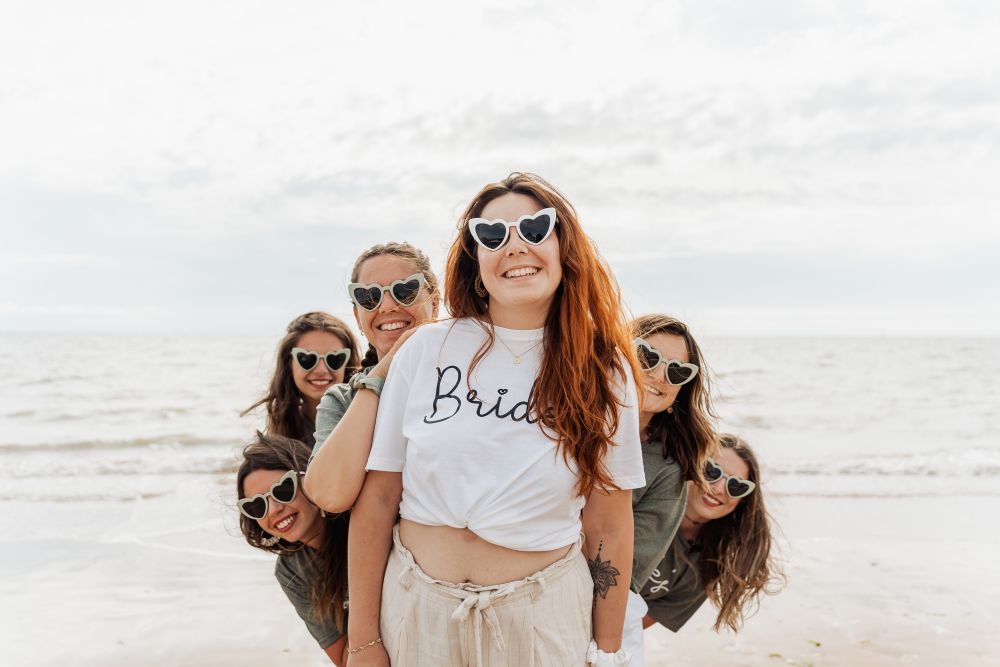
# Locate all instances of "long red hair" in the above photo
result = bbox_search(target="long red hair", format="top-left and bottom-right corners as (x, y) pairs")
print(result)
(444, 172), (640, 496)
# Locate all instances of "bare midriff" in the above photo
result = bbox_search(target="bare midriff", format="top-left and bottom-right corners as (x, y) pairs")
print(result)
(399, 518), (573, 585)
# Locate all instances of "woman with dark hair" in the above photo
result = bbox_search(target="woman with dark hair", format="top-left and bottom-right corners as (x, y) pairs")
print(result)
(622, 314), (718, 665)
(236, 432), (350, 663)
(640, 434), (783, 637)
(345, 173), (645, 666)
(243, 312), (362, 447)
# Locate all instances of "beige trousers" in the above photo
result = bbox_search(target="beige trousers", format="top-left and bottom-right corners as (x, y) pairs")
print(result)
(380, 526), (592, 666)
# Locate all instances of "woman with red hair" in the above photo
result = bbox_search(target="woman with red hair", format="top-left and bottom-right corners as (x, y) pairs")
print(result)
(346, 173), (645, 666)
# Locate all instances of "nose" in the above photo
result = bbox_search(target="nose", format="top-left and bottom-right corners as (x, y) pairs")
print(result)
(504, 228), (529, 256)
(709, 477), (727, 496)
(377, 287), (400, 314)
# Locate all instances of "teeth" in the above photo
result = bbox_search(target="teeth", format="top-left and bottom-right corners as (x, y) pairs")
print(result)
(704, 496), (722, 507)
(504, 267), (539, 278)
(645, 385), (662, 396)
(379, 321), (408, 331)
(276, 515), (294, 530)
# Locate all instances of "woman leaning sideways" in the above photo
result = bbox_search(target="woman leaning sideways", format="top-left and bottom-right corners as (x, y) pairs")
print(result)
(641, 434), (783, 636)
(346, 173), (646, 666)
(622, 314), (717, 666)
(237, 433), (351, 663)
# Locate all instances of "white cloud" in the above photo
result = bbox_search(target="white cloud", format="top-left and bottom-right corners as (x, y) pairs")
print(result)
(1, 0), (998, 334)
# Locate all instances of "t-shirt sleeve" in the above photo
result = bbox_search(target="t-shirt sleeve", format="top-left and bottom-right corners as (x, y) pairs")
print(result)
(631, 460), (687, 591)
(274, 554), (344, 649)
(365, 336), (418, 472)
(605, 362), (646, 490)
(312, 383), (354, 457)
(646, 585), (707, 632)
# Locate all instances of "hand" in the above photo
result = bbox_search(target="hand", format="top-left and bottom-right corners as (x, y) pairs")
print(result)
(346, 642), (389, 667)
(369, 326), (421, 380)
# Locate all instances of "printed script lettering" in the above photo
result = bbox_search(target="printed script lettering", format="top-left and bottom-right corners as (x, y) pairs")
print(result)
(422, 365), (536, 425)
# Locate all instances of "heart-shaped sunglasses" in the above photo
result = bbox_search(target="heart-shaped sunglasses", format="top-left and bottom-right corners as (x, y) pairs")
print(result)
(468, 207), (557, 252)
(634, 338), (700, 386)
(348, 272), (426, 312)
(238, 470), (303, 520)
(704, 458), (756, 499)
(291, 347), (351, 372)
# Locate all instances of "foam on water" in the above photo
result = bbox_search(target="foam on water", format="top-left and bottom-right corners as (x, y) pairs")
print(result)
(1, 334), (998, 502)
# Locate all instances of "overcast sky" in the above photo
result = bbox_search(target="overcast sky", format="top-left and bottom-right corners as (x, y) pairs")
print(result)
(2, 0), (998, 337)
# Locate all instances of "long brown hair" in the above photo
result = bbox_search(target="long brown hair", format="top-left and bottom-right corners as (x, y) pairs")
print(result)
(236, 432), (349, 626)
(350, 241), (441, 368)
(444, 172), (640, 496)
(697, 434), (784, 631)
(242, 312), (362, 443)
(632, 314), (717, 487)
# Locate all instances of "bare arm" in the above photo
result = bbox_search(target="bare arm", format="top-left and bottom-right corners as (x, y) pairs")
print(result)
(323, 636), (347, 665)
(304, 329), (417, 513)
(345, 471), (402, 666)
(582, 487), (634, 653)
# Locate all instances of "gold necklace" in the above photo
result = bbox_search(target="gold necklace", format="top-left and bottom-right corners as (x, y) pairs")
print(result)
(495, 335), (543, 364)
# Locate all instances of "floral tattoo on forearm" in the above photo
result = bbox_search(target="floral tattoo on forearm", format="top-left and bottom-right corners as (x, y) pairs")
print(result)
(587, 540), (621, 600)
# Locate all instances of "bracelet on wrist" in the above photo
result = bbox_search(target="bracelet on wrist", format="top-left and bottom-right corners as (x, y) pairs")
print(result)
(347, 636), (383, 655)
(349, 372), (385, 396)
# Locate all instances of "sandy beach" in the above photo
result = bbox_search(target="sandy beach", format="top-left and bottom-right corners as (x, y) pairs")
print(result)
(5, 474), (998, 667)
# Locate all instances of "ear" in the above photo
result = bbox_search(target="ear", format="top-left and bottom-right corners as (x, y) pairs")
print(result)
(353, 306), (364, 334)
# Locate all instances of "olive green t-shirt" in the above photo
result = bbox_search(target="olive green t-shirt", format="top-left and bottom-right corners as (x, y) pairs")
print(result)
(639, 534), (707, 632)
(312, 366), (373, 454)
(274, 549), (345, 648)
(631, 439), (688, 591)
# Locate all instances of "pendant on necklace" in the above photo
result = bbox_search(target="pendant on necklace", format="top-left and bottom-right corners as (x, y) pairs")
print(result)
(514, 357), (521, 364)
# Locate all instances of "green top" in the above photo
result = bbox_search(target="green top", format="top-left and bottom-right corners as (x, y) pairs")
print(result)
(311, 366), (373, 455)
(630, 439), (688, 591)
(274, 548), (345, 648)
(639, 533), (706, 632)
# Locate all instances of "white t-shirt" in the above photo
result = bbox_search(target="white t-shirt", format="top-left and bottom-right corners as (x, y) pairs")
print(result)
(366, 318), (646, 551)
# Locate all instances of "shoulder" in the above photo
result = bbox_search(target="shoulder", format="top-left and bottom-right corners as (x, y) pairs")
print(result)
(274, 550), (313, 585)
(319, 382), (354, 410)
(397, 318), (483, 358)
(636, 445), (686, 496)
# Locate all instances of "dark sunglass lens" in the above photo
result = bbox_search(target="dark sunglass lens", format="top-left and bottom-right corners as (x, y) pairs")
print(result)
(241, 497), (267, 519)
(295, 351), (318, 371)
(272, 476), (297, 503)
(636, 344), (659, 370)
(353, 286), (382, 310)
(728, 477), (752, 498)
(391, 278), (421, 305)
(473, 221), (508, 250)
(519, 213), (551, 244)
(324, 352), (348, 371)
(704, 461), (723, 483)
(666, 362), (694, 385)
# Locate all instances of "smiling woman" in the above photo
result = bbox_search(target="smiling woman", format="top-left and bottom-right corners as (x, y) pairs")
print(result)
(236, 432), (350, 664)
(242, 312), (362, 447)
(345, 173), (646, 667)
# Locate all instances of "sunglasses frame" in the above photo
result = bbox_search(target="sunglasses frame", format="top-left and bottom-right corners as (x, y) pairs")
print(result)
(467, 207), (558, 252)
(290, 347), (352, 372)
(704, 458), (756, 499)
(634, 338), (700, 386)
(238, 470), (304, 520)
(347, 272), (427, 312)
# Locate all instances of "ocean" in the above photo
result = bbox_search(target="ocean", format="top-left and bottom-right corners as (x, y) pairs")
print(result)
(2, 334), (997, 505)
